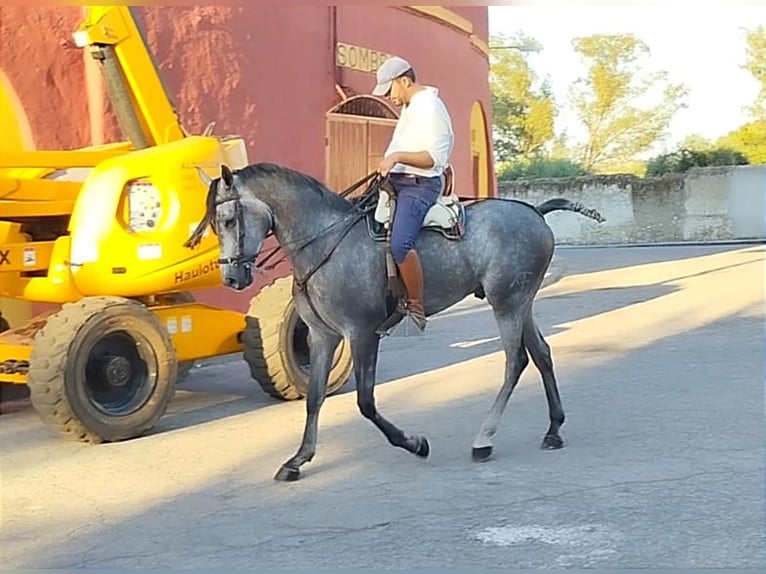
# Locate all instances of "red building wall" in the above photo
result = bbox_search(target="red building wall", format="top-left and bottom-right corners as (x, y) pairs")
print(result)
(1, 6), (493, 314)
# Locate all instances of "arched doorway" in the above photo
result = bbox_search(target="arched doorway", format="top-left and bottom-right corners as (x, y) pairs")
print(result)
(325, 95), (399, 195)
(470, 100), (491, 198)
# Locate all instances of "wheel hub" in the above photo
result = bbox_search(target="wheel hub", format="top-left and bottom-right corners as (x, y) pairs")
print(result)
(103, 355), (132, 387)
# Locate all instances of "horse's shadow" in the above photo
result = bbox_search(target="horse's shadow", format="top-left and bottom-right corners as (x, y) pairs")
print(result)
(343, 281), (677, 392)
(159, 244), (754, 432)
(159, 279), (677, 435)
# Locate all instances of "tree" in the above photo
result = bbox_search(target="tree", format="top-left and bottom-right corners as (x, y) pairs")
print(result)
(716, 119), (766, 164)
(680, 133), (715, 152)
(743, 25), (766, 119)
(497, 157), (589, 181)
(568, 33), (688, 173)
(549, 131), (574, 160)
(646, 147), (749, 176)
(490, 33), (556, 163)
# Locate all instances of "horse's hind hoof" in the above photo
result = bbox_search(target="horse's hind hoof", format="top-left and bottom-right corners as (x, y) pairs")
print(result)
(414, 435), (430, 458)
(471, 446), (493, 462)
(541, 434), (564, 450)
(274, 465), (301, 482)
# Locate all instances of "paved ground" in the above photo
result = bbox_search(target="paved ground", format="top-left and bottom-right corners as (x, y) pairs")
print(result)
(1, 244), (763, 569)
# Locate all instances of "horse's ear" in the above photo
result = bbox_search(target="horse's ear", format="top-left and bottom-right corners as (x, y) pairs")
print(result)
(195, 165), (213, 188)
(221, 164), (234, 188)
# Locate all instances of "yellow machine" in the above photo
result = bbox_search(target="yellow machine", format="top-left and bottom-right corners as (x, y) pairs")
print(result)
(0, 6), (352, 442)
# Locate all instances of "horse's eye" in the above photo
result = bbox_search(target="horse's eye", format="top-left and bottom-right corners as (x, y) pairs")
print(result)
(224, 218), (236, 229)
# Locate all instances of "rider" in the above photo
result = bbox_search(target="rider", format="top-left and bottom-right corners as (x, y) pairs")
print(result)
(371, 55), (454, 332)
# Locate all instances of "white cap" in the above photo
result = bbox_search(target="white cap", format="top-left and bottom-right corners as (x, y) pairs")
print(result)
(371, 56), (412, 96)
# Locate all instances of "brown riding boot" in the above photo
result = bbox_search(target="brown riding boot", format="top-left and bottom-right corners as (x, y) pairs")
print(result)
(397, 249), (427, 331)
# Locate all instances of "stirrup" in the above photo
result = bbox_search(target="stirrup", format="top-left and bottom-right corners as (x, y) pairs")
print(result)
(375, 308), (406, 337)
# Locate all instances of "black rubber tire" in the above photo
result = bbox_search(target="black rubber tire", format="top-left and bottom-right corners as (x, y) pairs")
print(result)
(26, 296), (177, 443)
(242, 276), (353, 400)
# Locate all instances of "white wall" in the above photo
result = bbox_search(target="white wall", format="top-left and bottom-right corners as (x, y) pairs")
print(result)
(498, 165), (766, 245)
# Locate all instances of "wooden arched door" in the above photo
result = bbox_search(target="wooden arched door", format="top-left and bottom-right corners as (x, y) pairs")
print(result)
(325, 95), (399, 196)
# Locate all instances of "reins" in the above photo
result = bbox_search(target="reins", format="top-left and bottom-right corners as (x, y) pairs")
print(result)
(206, 169), (561, 279)
(244, 173), (498, 282)
(248, 171), (385, 329)
(213, 166), (549, 280)
(247, 171), (384, 277)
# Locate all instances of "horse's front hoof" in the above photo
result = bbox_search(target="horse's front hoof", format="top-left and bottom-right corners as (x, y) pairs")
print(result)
(471, 445), (493, 462)
(541, 434), (564, 450)
(274, 465), (301, 482)
(414, 435), (430, 458)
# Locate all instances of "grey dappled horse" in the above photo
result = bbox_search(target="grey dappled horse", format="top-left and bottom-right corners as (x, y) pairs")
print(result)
(185, 163), (605, 482)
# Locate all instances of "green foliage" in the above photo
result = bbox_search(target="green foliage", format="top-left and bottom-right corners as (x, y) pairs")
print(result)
(549, 132), (573, 160)
(692, 29), (766, 166)
(486, 28), (760, 178)
(645, 147), (749, 176)
(601, 159), (648, 177)
(568, 33), (688, 173)
(716, 119), (766, 164)
(497, 157), (590, 180)
(743, 25), (766, 119)
(679, 133), (716, 152)
(490, 32), (555, 163)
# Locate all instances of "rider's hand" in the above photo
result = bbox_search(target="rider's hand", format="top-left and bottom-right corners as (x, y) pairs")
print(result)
(377, 154), (399, 177)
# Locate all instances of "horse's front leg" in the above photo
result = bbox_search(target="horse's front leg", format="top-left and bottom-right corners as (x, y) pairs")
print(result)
(353, 332), (430, 458)
(274, 325), (342, 482)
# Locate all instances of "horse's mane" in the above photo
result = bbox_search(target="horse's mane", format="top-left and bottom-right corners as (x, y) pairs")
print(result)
(240, 162), (355, 213)
(183, 162), (355, 250)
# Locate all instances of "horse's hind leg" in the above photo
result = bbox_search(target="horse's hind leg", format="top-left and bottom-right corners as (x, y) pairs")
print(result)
(274, 325), (341, 482)
(523, 315), (566, 449)
(353, 331), (430, 458)
(471, 305), (529, 462)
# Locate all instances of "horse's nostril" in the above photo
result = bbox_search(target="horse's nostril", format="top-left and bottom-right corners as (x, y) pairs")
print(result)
(224, 276), (237, 287)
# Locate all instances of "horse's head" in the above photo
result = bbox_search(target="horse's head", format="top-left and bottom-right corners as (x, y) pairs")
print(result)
(186, 164), (273, 291)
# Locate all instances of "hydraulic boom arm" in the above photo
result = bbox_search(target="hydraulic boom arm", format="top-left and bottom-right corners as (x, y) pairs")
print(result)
(72, 6), (186, 149)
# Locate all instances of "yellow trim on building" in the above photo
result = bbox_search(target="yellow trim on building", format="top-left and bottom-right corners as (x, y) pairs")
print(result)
(399, 7), (488, 59)
(406, 6), (474, 35)
(470, 34), (490, 57)
(470, 101), (491, 199)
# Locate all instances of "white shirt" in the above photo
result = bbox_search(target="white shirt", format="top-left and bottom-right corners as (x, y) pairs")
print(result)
(385, 86), (454, 178)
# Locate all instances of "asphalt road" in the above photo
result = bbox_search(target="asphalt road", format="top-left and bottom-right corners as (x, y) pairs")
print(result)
(1, 244), (763, 569)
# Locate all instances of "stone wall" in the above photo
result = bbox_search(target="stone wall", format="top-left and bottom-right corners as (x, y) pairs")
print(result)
(497, 165), (766, 245)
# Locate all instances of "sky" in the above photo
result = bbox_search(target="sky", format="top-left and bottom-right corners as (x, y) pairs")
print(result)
(488, 2), (764, 155)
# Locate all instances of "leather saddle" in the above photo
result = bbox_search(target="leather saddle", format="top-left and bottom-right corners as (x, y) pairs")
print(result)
(367, 164), (465, 242)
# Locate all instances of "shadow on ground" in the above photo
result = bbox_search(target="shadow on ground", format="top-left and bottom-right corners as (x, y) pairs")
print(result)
(553, 243), (759, 275)
(3, 246), (761, 457)
(6, 309), (763, 569)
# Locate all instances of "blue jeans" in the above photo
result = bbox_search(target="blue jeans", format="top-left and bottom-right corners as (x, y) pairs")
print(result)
(388, 173), (442, 264)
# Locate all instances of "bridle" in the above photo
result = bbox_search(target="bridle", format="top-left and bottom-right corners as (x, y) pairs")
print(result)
(209, 179), (266, 274)
(212, 171), (383, 287)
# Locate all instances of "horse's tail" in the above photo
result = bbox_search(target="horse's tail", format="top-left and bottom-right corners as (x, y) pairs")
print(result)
(535, 198), (606, 223)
